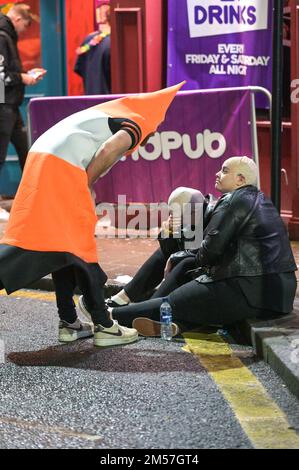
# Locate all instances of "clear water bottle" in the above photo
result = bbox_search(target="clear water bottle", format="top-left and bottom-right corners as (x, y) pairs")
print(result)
(160, 297), (173, 341)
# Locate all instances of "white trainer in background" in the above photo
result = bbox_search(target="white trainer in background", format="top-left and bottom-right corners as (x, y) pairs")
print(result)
(0, 208), (10, 222)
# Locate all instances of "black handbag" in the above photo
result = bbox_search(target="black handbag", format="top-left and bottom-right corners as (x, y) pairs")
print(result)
(168, 249), (197, 268)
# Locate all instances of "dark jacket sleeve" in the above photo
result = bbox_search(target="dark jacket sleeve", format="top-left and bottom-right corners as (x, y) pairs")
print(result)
(0, 34), (22, 87)
(197, 190), (256, 267)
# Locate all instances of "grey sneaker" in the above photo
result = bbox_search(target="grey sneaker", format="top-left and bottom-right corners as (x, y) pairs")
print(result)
(132, 317), (179, 337)
(59, 318), (93, 343)
(94, 320), (138, 347)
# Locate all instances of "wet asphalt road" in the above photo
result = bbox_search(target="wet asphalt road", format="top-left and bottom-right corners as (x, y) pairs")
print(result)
(0, 291), (298, 450)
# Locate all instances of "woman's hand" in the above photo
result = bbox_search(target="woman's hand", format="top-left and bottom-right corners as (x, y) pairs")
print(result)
(161, 213), (181, 237)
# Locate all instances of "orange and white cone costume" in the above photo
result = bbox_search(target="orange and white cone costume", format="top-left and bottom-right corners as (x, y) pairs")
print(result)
(0, 82), (184, 293)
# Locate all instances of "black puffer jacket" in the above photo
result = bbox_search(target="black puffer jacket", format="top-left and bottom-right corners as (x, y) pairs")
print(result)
(197, 185), (297, 280)
(0, 13), (24, 106)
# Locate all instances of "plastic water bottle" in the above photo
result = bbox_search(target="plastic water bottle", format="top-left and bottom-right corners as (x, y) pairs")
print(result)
(160, 298), (173, 341)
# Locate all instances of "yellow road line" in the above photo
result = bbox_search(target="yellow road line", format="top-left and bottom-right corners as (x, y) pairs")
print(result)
(0, 289), (57, 302)
(0, 290), (81, 310)
(0, 290), (81, 303)
(1, 290), (298, 448)
(183, 332), (299, 449)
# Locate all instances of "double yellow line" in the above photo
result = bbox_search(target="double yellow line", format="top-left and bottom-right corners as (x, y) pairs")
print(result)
(0, 290), (57, 302)
(1, 289), (299, 448)
(183, 332), (299, 449)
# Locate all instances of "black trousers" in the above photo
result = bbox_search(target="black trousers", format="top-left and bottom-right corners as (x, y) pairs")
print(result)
(0, 104), (28, 174)
(113, 277), (265, 328)
(52, 263), (111, 326)
(124, 248), (167, 301)
(124, 248), (197, 301)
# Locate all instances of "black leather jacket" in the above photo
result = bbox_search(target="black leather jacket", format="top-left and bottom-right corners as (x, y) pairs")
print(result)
(196, 185), (297, 281)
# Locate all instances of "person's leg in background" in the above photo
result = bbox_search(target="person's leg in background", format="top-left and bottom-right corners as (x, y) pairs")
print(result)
(0, 105), (16, 168)
(10, 108), (28, 171)
(0, 125), (11, 174)
(0, 105), (17, 219)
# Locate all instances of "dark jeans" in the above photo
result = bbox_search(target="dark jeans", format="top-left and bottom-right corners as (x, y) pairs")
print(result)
(113, 278), (266, 328)
(124, 248), (167, 301)
(152, 257), (197, 298)
(0, 104), (28, 174)
(52, 264), (112, 327)
(124, 248), (197, 301)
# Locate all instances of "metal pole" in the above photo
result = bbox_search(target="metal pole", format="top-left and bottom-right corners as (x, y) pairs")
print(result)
(250, 92), (261, 189)
(271, 0), (284, 211)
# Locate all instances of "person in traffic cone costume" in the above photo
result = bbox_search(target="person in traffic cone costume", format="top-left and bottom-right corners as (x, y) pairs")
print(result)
(0, 81), (185, 347)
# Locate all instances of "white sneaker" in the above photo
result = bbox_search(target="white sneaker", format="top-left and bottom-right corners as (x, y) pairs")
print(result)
(78, 294), (113, 320)
(94, 320), (138, 347)
(78, 295), (92, 322)
(58, 318), (93, 343)
(0, 208), (9, 222)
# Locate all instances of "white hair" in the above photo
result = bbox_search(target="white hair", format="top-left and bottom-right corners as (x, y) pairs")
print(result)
(167, 187), (205, 207)
(226, 156), (258, 186)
